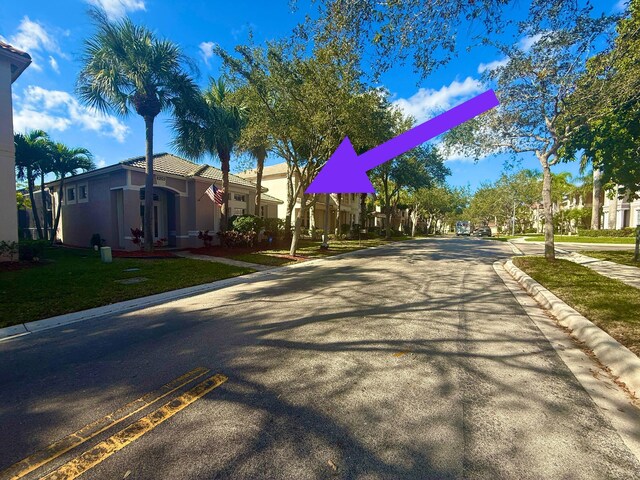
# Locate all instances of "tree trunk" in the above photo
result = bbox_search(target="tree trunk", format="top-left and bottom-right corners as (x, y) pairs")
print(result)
(50, 178), (64, 245)
(144, 115), (155, 252)
(40, 173), (48, 241)
(323, 194), (330, 244)
(254, 151), (265, 217)
(27, 169), (43, 240)
(289, 193), (307, 256)
(541, 162), (555, 260)
(411, 206), (418, 237)
(221, 153), (231, 232)
(285, 169), (294, 243)
(591, 168), (602, 230)
(359, 193), (367, 228)
(335, 193), (342, 236)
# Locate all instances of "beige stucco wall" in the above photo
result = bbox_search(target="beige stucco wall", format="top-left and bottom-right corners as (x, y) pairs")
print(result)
(0, 58), (19, 259)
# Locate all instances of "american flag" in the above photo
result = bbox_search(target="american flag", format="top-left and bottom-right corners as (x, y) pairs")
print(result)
(205, 184), (223, 206)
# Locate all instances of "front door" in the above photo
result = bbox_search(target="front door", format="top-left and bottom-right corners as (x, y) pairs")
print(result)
(140, 190), (167, 241)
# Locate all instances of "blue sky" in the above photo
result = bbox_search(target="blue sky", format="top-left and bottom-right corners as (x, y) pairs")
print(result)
(1, 0), (628, 191)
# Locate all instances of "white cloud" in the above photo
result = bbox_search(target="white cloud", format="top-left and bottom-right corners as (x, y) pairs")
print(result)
(478, 58), (508, 74)
(49, 56), (60, 74)
(95, 156), (108, 168)
(0, 17), (65, 72)
(392, 77), (485, 123)
(86, 0), (146, 19)
(13, 86), (129, 142)
(519, 33), (543, 52)
(199, 41), (216, 66)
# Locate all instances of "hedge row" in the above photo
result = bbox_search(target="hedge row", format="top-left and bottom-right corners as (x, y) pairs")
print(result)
(577, 228), (637, 237)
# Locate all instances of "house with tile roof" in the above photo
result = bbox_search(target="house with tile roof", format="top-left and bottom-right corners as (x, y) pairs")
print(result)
(0, 41), (31, 260)
(41, 153), (283, 250)
(238, 162), (363, 232)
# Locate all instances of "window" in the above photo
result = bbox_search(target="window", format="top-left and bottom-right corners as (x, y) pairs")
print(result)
(78, 184), (88, 202)
(260, 205), (266, 218)
(233, 193), (246, 202)
(66, 187), (76, 204)
(233, 208), (245, 216)
(636, 209), (640, 226)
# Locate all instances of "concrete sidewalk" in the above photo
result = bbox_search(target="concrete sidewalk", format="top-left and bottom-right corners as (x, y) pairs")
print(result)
(174, 251), (275, 271)
(561, 252), (640, 289)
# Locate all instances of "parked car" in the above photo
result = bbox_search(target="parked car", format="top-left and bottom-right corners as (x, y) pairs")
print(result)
(472, 226), (492, 237)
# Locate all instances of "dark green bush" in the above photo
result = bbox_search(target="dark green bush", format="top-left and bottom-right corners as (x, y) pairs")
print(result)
(577, 228), (635, 237)
(232, 215), (263, 234)
(19, 240), (48, 261)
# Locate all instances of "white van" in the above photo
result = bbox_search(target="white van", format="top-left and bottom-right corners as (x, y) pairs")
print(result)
(455, 221), (471, 236)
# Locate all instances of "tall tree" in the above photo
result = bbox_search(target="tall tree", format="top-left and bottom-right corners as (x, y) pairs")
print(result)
(371, 145), (449, 239)
(14, 130), (51, 240)
(172, 78), (246, 231)
(49, 144), (95, 244)
(444, 9), (616, 259)
(218, 43), (382, 255)
(561, 0), (640, 198)
(77, 9), (197, 251)
(304, 0), (584, 80)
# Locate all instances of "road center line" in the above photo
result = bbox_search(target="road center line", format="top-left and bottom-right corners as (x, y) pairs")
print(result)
(0, 366), (209, 480)
(40, 373), (228, 480)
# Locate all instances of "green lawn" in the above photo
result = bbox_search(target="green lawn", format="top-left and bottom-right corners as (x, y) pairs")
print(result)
(524, 235), (636, 244)
(579, 250), (640, 268)
(0, 247), (253, 328)
(513, 256), (640, 355)
(262, 236), (414, 258)
(229, 253), (296, 266)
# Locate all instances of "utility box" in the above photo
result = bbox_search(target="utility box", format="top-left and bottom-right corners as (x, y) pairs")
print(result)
(100, 246), (112, 263)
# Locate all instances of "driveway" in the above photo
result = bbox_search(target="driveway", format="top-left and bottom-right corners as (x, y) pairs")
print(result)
(1, 237), (639, 479)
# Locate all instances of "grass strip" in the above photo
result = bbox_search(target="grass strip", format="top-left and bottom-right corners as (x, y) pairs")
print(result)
(0, 247), (253, 328)
(579, 250), (640, 268)
(524, 236), (636, 244)
(512, 256), (640, 356)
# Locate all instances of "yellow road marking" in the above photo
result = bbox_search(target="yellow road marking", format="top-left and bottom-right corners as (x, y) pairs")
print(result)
(392, 351), (410, 357)
(0, 367), (209, 480)
(41, 374), (227, 480)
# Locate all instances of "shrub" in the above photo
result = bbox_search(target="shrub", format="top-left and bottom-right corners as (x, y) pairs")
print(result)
(198, 230), (214, 247)
(340, 223), (351, 235)
(130, 228), (144, 248)
(577, 228), (636, 237)
(18, 240), (48, 261)
(0, 241), (19, 261)
(232, 215), (263, 234)
(217, 230), (255, 248)
(90, 233), (104, 248)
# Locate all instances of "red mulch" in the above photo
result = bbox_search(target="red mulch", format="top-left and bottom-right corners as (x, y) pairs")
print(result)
(112, 250), (178, 258)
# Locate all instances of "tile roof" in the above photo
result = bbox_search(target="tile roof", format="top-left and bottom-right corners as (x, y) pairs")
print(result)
(260, 192), (284, 204)
(121, 153), (258, 188)
(238, 162), (288, 178)
(0, 41), (32, 82)
(0, 41), (31, 60)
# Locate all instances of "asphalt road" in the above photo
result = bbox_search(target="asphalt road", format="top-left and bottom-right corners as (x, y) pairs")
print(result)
(1, 237), (639, 479)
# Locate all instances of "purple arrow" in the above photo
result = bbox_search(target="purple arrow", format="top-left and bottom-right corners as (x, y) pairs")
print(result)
(306, 89), (499, 194)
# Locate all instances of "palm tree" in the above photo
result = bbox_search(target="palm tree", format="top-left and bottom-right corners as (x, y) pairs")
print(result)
(172, 78), (246, 231)
(14, 130), (51, 240)
(77, 9), (197, 251)
(49, 143), (95, 245)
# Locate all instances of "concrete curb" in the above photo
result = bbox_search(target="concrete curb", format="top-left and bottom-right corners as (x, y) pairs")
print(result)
(507, 240), (524, 256)
(0, 238), (420, 342)
(504, 259), (640, 397)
